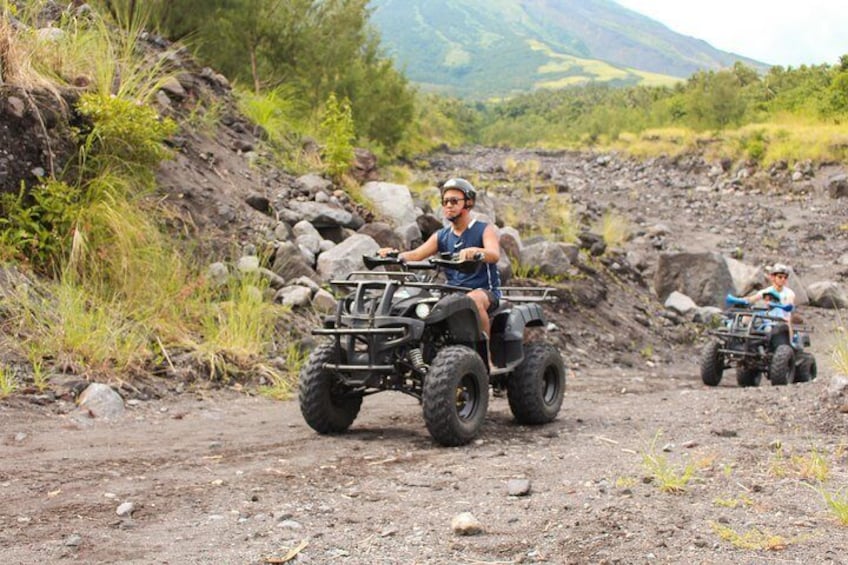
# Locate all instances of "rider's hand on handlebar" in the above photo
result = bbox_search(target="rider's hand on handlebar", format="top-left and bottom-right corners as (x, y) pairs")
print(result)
(457, 247), (484, 261)
(377, 247), (400, 258)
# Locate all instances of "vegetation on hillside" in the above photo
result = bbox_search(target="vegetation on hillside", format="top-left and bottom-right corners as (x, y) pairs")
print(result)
(472, 60), (848, 163)
(1, 0), (847, 390)
(0, 1), (291, 391)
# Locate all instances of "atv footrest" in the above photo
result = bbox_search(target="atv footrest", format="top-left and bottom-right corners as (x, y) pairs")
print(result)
(322, 363), (395, 373)
(313, 328), (405, 336)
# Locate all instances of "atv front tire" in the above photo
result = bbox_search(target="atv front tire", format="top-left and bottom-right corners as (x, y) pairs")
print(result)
(769, 344), (796, 386)
(422, 345), (489, 447)
(299, 343), (363, 434)
(700, 341), (724, 386)
(507, 341), (565, 425)
(736, 366), (762, 387)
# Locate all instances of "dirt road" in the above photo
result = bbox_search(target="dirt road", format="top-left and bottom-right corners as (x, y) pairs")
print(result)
(2, 349), (846, 565)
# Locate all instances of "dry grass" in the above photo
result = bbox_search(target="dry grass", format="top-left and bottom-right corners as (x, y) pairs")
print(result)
(596, 209), (630, 249)
(833, 325), (848, 374)
(710, 522), (791, 551)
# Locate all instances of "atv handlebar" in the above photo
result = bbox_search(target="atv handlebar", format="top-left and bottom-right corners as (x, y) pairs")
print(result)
(725, 293), (794, 312)
(363, 253), (482, 274)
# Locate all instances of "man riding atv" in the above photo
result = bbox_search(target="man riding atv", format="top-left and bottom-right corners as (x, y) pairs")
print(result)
(379, 177), (501, 337)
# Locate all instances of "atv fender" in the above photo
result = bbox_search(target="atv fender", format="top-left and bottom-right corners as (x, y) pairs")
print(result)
(491, 304), (546, 368)
(428, 294), (484, 344)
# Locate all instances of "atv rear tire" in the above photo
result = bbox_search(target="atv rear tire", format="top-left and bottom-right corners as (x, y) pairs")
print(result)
(507, 341), (565, 425)
(299, 342), (363, 434)
(795, 352), (817, 383)
(736, 366), (762, 387)
(422, 345), (489, 447)
(769, 344), (796, 386)
(700, 341), (724, 386)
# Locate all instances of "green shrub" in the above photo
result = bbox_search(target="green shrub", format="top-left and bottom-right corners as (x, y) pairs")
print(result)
(0, 180), (82, 273)
(77, 92), (176, 177)
(320, 93), (355, 181)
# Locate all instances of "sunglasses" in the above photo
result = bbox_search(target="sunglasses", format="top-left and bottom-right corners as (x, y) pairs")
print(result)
(442, 197), (465, 206)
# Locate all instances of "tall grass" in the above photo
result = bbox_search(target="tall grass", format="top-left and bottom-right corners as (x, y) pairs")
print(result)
(833, 325), (848, 375)
(236, 85), (317, 171)
(537, 187), (580, 243)
(194, 273), (285, 379)
(597, 209), (630, 249)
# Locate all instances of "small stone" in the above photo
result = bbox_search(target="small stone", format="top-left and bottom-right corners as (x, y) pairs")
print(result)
(116, 501), (135, 517)
(507, 478), (532, 497)
(64, 533), (82, 547)
(451, 512), (483, 536)
(14, 432), (27, 442)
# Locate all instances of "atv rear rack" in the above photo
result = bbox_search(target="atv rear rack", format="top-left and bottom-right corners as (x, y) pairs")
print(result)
(500, 286), (556, 303)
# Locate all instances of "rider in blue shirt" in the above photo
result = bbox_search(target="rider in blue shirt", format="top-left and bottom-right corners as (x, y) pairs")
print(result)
(378, 178), (502, 333)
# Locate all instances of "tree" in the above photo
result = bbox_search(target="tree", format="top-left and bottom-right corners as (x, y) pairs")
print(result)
(149, 0), (415, 151)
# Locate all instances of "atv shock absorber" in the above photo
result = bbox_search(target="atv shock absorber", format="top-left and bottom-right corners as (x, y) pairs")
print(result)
(409, 348), (426, 371)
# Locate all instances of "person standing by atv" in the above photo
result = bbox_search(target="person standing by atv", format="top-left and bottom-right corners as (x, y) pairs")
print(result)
(378, 177), (502, 333)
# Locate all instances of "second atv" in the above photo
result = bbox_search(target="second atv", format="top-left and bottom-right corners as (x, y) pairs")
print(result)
(700, 295), (817, 387)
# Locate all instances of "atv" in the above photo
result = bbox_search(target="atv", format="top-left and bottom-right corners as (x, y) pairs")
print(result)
(700, 294), (817, 387)
(299, 253), (566, 446)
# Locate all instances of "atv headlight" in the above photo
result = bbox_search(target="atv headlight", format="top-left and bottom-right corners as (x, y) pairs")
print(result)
(415, 303), (431, 319)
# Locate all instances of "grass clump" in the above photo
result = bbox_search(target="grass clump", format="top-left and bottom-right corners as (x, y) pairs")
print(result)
(596, 209), (630, 249)
(641, 432), (696, 494)
(259, 341), (307, 400)
(833, 325), (848, 374)
(0, 364), (19, 398)
(193, 272), (286, 380)
(710, 522), (791, 551)
(536, 187), (579, 244)
(813, 486), (848, 525)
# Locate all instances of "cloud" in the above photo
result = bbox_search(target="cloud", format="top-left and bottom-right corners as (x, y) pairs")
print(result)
(615, 0), (848, 67)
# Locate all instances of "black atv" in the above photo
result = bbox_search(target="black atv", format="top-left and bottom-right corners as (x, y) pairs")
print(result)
(700, 295), (817, 387)
(299, 253), (566, 446)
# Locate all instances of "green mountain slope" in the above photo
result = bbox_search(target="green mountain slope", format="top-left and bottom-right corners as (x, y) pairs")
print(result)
(369, 0), (766, 98)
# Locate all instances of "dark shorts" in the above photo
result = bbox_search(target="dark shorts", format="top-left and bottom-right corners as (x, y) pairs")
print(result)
(482, 290), (500, 312)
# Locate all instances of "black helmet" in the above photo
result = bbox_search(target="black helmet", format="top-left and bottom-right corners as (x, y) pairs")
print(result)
(441, 178), (476, 201)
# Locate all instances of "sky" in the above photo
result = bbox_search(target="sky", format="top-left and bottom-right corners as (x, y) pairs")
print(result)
(615, 0), (848, 68)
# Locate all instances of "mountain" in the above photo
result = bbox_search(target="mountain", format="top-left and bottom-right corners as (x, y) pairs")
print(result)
(368, 0), (767, 98)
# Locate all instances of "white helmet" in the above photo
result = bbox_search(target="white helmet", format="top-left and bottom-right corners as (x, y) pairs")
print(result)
(770, 263), (790, 276)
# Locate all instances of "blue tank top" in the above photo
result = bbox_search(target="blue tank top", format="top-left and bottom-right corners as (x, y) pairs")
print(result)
(437, 220), (501, 298)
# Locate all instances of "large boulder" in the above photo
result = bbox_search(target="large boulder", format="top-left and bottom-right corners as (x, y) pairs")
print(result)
(806, 281), (848, 309)
(360, 182), (419, 226)
(417, 214), (443, 240)
(519, 241), (571, 278)
(316, 234), (379, 281)
(827, 173), (848, 199)
(654, 252), (734, 307)
(357, 222), (404, 250)
(272, 241), (319, 282)
(287, 200), (355, 229)
(498, 226), (522, 260)
(725, 257), (764, 296)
